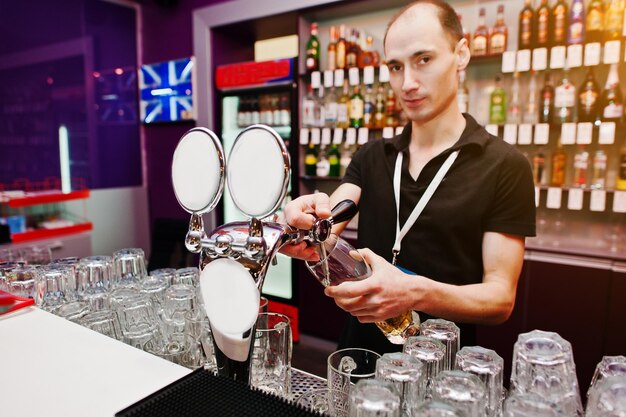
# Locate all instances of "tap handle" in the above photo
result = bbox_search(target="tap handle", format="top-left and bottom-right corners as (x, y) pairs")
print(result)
(330, 199), (358, 225)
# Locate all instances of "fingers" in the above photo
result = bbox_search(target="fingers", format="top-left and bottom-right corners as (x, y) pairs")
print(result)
(325, 280), (372, 299)
(284, 194), (331, 230)
(278, 242), (320, 261)
(358, 248), (384, 268)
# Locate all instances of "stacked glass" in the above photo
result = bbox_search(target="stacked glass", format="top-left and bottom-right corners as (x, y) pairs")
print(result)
(455, 345), (504, 417)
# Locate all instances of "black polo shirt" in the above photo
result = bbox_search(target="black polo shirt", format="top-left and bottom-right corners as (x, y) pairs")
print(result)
(338, 113), (536, 353)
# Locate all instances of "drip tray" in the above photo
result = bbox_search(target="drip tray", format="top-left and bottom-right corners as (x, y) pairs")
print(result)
(116, 368), (323, 417)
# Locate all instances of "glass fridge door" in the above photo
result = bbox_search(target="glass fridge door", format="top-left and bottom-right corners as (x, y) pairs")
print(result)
(221, 94), (293, 301)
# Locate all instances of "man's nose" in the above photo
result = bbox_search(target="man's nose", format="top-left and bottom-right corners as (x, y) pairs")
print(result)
(402, 67), (419, 92)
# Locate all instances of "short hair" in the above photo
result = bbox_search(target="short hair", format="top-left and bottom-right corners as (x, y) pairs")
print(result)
(384, 0), (463, 50)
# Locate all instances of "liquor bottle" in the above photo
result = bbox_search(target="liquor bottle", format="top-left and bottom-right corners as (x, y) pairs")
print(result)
(363, 85), (374, 128)
(339, 142), (353, 177)
(539, 71), (555, 123)
(457, 70), (469, 114)
(358, 36), (375, 68)
(327, 26), (337, 71)
(324, 86), (338, 128)
(304, 143), (318, 176)
(586, 0), (605, 43)
(279, 93), (290, 126)
(577, 67), (600, 123)
(473, 8), (489, 56)
(314, 86), (325, 128)
(535, 0), (552, 48)
(306, 22), (320, 73)
(507, 72), (522, 124)
(373, 84), (386, 129)
(349, 85), (364, 128)
(600, 63), (624, 122)
(552, 0), (569, 46)
(303, 88), (315, 128)
(250, 96), (260, 125)
(458, 14), (472, 47)
(237, 96), (246, 127)
(617, 140), (626, 190)
(346, 29), (360, 69)
(489, 75), (507, 125)
(551, 140), (567, 186)
(524, 71), (539, 124)
(554, 67), (576, 123)
(591, 149), (607, 189)
(336, 24), (347, 70)
(568, 0), (585, 45)
(316, 145), (330, 177)
(328, 143), (341, 177)
(519, 0), (535, 50)
(385, 87), (398, 127)
(490, 4), (508, 54)
(336, 80), (350, 129)
(532, 149), (546, 185)
(572, 146), (589, 188)
(605, 0), (625, 41)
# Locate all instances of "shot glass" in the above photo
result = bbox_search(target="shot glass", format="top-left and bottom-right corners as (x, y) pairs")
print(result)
(80, 310), (123, 340)
(586, 375), (626, 417)
(420, 319), (460, 372)
(375, 352), (425, 415)
(455, 346), (504, 417)
(251, 312), (292, 398)
(587, 355), (626, 400)
(503, 393), (562, 417)
(413, 400), (466, 417)
(348, 379), (400, 417)
(403, 335), (446, 395)
(113, 248), (147, 287)
(431, 370), (487, 417)
(174, 267), (199, 287)
(307, 235), (418, 345)
(327, 348), (381, 417)
(510, 330), (583, 417)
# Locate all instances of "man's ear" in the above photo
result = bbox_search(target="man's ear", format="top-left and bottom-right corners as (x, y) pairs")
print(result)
(456, 38), (471, 71)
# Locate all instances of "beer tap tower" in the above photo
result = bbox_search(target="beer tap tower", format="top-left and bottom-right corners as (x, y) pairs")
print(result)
(171, 125), (357, 383)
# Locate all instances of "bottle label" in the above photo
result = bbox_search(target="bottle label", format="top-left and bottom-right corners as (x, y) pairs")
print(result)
(316, 158), (330, 177)
(574, 153), (589, 169)
(490, 34), (506, 53)
(580, 90), (598, 108)
(280, 110), (290, 126)
(554, 9), (567, 42)
(594, 154), (607, 170)
(350, 99), (364, 118)
(346, 53), (357, 68)
(603, 103), (624, 119)
(325, 102), (338, 123)
(303, 100), (315, 127)
(569, 22), (584, 44)
(327, 51), (336, 71)
(306, 56), (316, 70)
(336, 44), (346, 69)
(473, 36), (487, 54)
(555, 85), (575, 107)
(587, 10), (603, 31)
(337, 104), (348, 122)
(538, 12), (549, 43)
(521, 15), (532, 45)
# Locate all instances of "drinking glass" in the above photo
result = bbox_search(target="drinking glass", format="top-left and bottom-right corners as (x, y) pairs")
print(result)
(50, 257), (79, 301)
(348, 379), (401, 417)
(431, 370), (487, 417)
(0, 248), (16, 263)
(403, 335), (446, 396)
(375, 352), (425, 415)
(19, 245), (51, 265)
(306, 235), (419, 345)
(586, 375), (626, 417)
(587, 355), (626, 400)
(53, 300), (90, 323)
(112, 248), (147, 287)
(140, 274), (169, 312)
(296, 388), (333, 415)
(251, 312), (292, 397)
(502, 393), (562, 417)
(413, 400), (466, 417)
(149, 268), (177, 285)
(38, 264), (72, 310)
(174, 267), (199, 287)
(327, 348), (381, 417)
(110, 287), (161, 348)
(184, 310), (216, 372)
(510, 330), (583, 417)
(162, 284), (197, 335)
(5, 265), (41, 300)
(145, 333), (201, 368)
(80, 310), (123, 340)
(77, 256), (113, 311)
(455, 346), (504, 417)
(259, 296), (269, 313)
(0, 262), (22, 292)
(420, 319), (460, 372)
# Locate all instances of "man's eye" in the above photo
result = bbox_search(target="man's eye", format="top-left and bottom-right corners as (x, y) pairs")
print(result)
(419, 56), (431, 64)
(389, 64), (402, 72)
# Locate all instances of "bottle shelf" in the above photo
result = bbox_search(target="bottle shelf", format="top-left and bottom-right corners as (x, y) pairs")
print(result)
(11, 222), (93, 244)
(0, 190), (90, 208)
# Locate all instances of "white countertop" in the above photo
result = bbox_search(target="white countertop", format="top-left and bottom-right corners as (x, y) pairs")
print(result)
(0, 307), (191, 417)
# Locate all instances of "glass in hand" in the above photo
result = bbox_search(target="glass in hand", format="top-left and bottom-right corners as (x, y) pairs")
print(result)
(305, 234), (419, 345)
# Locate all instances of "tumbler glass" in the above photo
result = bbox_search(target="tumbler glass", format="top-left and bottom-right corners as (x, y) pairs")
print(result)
(149, 268), (177, 285)
(413, 400), (466, 417)
(503, 393), (562, 417)
(39, 264), (73, 310)
(431, 370), (487, 417)
(184, 310), (216, 372)
(403, 335), (446, 396)
(421, 319), (460, 372)
(587, 355), (626, 400)
(50, 257), (79, 301)
(145, 333), (201, 368)
(251, 312), (292, 397)
(0, 262), (22, 293)
(348, 379), (401, 417)
(162, 284), (197, 335)
(455, 346), (504, 417)
(80, 310), (123, 340)
(77, 256), (113, 311)
(19, 245), (51, 265)
(140, 274), (169, 312)
(5, 265), (41, 300)
(296, 388), (332, 415)
(112, 248), (147, 287)
(53, 300), (90, 323)
(110, 287), (161, 348)
(174, 267), (199, 287)
(306, 235), (419, 345)
(586, 375), (626, 417)
(375, 352), (425, 415)
(510, 330), (583, 417)
(327, 348), (381, 417)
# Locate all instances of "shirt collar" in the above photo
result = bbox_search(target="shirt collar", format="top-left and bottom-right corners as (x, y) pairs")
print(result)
(386, 113), (490, 153)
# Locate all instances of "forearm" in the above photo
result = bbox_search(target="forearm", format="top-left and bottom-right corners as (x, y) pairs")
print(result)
(329, 183), (361, 236)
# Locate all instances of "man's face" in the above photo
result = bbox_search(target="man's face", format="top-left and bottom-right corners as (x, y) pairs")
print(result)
(384, 5), (463, 124)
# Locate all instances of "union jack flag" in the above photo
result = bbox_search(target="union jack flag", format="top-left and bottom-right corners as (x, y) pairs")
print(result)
(139, 57), (194, 123)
